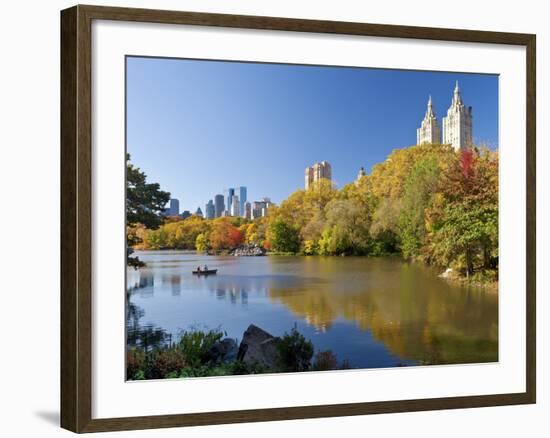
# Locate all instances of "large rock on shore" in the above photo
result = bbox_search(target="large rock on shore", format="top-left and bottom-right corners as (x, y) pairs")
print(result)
(231, 245), (266, 257)
(237, 324), (280, 370)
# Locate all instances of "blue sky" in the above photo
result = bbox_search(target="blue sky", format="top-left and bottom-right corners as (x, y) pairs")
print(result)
(126, 57), (498, 213)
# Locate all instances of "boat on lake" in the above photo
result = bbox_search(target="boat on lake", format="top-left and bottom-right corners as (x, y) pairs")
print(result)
(192, 269), (218, 275)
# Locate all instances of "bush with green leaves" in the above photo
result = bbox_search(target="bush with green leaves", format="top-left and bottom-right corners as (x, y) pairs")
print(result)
(277, 325), (314, 372)
(177, 327), (225, 367)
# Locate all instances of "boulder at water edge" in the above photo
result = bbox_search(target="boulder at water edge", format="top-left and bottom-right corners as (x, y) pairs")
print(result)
(237, 324), (280, 370)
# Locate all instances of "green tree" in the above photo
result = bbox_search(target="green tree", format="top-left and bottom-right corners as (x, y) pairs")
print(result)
(195, 233), (209, 252)
(398, 157), (440, 259)
(126, 154), (170, 268)
(429, 201), (497, 276)
(268, 219), (300, 253)
(277, 326), (314, 372)
(323, 198), (372, 255)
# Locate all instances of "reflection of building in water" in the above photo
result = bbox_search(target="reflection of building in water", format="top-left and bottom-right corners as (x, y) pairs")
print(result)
(209, 283), (249, 306)
(127, 272), (154, 292)
(305, 315), (328, 333)
(169, 274), (181, 296)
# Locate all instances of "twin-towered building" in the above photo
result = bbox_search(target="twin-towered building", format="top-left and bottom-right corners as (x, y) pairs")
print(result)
(417, 81), (473, 151)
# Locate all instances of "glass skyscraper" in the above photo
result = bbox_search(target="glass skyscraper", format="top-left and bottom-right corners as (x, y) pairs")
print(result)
(224, 188), (235, 215)
(214, 194), (225, 217)
(238, 186), (247, 216)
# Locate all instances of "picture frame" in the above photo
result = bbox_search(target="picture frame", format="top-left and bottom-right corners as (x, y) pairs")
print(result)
(60, 4), (536, 433)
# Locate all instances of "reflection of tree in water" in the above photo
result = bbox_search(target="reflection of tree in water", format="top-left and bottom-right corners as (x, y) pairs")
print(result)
(268, 271), (498, 365)
(126, 287), (171, 353)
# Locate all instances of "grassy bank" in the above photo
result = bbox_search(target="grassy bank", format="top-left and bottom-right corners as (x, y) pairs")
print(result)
(127, 326), (350, 380)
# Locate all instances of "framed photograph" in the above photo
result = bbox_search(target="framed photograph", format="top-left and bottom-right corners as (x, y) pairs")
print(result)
(60, 4), (536, 433)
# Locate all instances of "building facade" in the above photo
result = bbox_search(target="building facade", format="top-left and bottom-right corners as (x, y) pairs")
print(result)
(442, 81), (473, 151)
(167, 198), (180, 216)
(214, 194), (224, 218)
(230, 195), (240, 217)
(243, 201), (252, 219)
(224, 188), (235, 215)
(251, 198), (273, 219)
(238, 186), (247, 215)
(205, 200), (215, 219)
(417, 96), (441, 145)
(305, 161), (332, 190)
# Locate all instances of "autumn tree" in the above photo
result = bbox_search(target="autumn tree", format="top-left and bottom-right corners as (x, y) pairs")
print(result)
(126, 154), (170, 268)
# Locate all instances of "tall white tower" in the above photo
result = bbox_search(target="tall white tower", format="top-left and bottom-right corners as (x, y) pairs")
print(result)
(442, 81), (473, 151)
(417, 95), (441, 145)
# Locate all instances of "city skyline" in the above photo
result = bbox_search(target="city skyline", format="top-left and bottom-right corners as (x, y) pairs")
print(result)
(127, 57), (498, 212)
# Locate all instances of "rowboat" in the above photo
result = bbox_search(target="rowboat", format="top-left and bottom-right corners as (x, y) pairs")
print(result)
(192, 269), (217, 275)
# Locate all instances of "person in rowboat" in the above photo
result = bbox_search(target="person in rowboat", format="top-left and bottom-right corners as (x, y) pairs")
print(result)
(204, 264), (208, 271)
(197, 266), (201, 272)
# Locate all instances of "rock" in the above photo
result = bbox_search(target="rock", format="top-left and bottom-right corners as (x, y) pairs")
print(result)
(230, 245), (266, 257)
(439, 268), (454, 278)
(205, 338), (239, 364)
(237, 324), (280, 370)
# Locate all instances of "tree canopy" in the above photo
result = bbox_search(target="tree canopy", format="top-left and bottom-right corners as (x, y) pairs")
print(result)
(128, 144), (498, 280)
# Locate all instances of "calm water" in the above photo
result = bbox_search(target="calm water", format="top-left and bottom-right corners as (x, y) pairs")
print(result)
(127, 251), (498, 369)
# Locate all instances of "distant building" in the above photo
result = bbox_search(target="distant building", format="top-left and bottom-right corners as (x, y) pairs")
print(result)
(305, 161), (332, 190)
(230, 195), (240, 217)
(180, 210), (191, 220)
(238, 186), (247, 215)
(224, 188), (235, 214)
(205, 200), (215, 219)
(443, 81), (473, 151)
(252, 198), (273, 219)
(417, 95), (441, 145)
(214, 194), (225, 218)
(195, 207), (203, 218)
(243, 201), (252, 219)
(355, 167), (366, 185)
(167, 198), (180, 216)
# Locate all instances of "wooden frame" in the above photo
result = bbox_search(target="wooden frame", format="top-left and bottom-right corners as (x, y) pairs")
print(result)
(60, 4), (536, 433)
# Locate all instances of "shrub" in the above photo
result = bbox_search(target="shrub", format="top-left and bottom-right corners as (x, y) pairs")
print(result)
(313, 350), (338, 371)
(126, 349), (145, 380)
(147, 348), (186, 379)
(178, 327), (224, 367)
(277, 325), (314, 372)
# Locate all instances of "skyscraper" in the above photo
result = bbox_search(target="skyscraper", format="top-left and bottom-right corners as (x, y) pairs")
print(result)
(230, 195), (240, 217)
(252, 198), (273, 218)
(167, 198), (180, 216)
(417, 95), (441, 145)
(214, 194), (225, 218)
(224, 188), (235, 214)
(195, 207), (203, 217)
(305, 161), (332, 189)
(205, 200), (215, 219)
(442, 81), (473, 151)
(244, 201), (252, 219)
(238, 186), (247, 215)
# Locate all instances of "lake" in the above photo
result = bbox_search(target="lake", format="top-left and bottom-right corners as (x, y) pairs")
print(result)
(127, 250), (498, 369)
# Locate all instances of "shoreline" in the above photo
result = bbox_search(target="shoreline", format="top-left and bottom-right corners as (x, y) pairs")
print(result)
(130, 248), (498, 288)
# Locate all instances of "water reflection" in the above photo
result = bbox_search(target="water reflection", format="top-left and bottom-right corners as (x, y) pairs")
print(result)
(127, 251), (498, 368)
